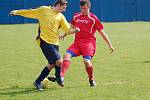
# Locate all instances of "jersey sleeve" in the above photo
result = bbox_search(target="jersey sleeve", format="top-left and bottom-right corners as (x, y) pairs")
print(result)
(94, 15), (103, 31)
(60, 14), (71, 33)
(15, 6), (44, 19)
(70, 13), (79, 26)
(70, 16), (75, 26)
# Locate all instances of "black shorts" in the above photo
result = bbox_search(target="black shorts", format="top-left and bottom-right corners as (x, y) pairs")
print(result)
(40, 39), (61, 64)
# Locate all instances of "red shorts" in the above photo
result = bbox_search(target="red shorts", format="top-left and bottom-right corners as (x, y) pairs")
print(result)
(67, 41), (96, 57)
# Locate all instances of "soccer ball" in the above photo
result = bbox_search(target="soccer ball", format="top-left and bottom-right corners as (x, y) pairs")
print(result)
(42, 78), (49, 89)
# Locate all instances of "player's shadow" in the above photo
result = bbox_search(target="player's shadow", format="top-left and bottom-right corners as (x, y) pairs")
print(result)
(0, 85), (61, 96)
(125, 60), (150, 65)
(141, 61), (150, 63)
(0, 86), (41, 96)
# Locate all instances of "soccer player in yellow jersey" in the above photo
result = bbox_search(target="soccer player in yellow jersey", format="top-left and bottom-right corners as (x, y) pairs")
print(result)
(10, 0), (79, 90)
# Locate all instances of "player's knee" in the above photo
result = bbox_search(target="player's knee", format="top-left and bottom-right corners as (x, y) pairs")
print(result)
(84, 59), (92, 67)
(55, 59), (62, 66)
(63, 53), (71, 61)
(47, 64), (54, 70)
(83, 56), (92, 67)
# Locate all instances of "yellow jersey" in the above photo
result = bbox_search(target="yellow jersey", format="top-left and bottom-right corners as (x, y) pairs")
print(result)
(15, 6), (71, 45)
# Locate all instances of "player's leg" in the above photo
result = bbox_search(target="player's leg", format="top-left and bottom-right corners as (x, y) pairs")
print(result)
(33, 39), (60, 90)
(80, 42), (96, 87)
(59, 43), (80, 86)
(61, 51), (73, 77)
(47, 52), (72, 85)
(61, 42), (80, 78)
(55, 51), (75, 86)
(47, 44), (65, 87)
(48, 43), (80, 86)
(54, 58), (64, 87)
(83, 56), (96, 87)
(33, 64), (54, 90)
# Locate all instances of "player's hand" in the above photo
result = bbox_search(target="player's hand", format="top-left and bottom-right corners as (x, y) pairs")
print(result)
(10, 10), (17, 16)
(59, 34), (66, 40)
(59, 35), (65, 40)
(75, 27), (80, 33)
(109, 46), (115, 54)
(36, 35), (40, 40)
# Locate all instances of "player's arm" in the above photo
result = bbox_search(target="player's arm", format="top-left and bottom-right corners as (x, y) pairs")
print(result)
(94, 15), (115, 53)
(59, 15), (80, 40)
(59, 25), (80, 40)
(10, 8), (41, 19)
(98, 30), (115, 53)
(64, 24), (80, 35)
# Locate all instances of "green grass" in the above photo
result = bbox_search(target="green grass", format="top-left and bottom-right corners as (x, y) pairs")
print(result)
(0, 22), (150, 100)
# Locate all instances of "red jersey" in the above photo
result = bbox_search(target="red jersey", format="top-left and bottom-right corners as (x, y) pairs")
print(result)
(71, 12), (103, 43)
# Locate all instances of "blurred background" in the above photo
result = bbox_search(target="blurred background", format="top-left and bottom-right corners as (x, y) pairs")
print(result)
(0, 0), (150, 24)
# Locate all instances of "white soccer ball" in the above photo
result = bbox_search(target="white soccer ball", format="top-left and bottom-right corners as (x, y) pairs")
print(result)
(42, 78), (49, 89)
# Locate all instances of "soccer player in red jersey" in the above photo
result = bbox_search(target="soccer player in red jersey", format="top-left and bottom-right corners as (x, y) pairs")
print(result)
(49, 0), (115, 87)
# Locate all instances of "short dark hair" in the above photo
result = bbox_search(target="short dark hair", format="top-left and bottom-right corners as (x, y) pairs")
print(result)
(54, 0), (68, 7)
(80, 0), (91, 8)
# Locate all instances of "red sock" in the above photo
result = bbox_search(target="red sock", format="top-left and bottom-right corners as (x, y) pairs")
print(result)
(85, 66), (94, 81)
(61, 60), (71, 77)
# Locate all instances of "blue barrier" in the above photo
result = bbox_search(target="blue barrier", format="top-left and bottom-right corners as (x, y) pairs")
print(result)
(0, 0), (150, 24)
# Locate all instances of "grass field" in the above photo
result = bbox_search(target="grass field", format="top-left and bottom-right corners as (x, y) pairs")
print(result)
(0, 22), (150, 100)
